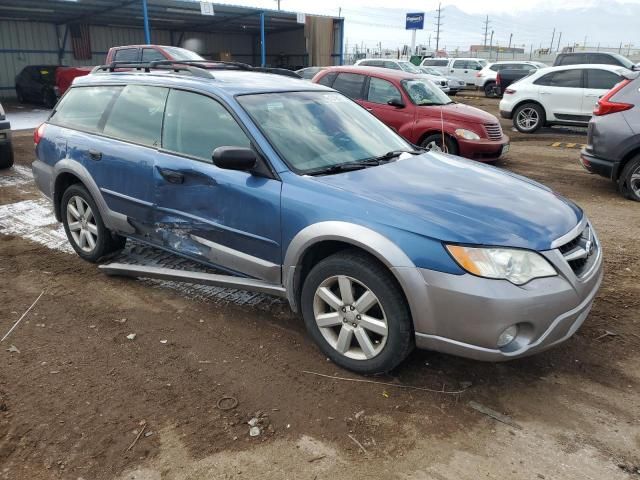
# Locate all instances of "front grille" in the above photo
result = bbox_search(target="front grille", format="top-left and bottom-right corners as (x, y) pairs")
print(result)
(557, 224), (598, 278)
(484, 123), (503, 141)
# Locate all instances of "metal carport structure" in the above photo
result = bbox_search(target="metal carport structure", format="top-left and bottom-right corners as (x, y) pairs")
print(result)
(0, 0), (344, 97)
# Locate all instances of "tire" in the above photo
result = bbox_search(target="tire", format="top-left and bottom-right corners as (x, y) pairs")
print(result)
(448, 91), (457, 96)
(0, 143), (14, 169)
(420, 133), (459, 155)
(15, 88), (25, 104)
(300, 250), (414, 374)
(618, 155), (640, 202)
(61, 184), (126, 262)
(484, 81), (497, 98)
(513, 102), (545, 133)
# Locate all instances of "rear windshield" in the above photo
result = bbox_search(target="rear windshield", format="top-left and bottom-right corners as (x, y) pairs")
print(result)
(162, 47), (204, 61)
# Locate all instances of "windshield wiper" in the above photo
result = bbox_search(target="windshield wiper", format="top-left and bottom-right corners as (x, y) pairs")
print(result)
(306, 151), (419, 176)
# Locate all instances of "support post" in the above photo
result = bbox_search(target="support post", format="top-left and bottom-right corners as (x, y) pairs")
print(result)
(339, 18), (345, 65)
(260, 12), (266, 67)
(142, 0), (151, 44)
(410, 29), (416, 56)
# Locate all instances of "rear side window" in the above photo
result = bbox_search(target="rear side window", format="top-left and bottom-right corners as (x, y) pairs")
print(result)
(50, 86), (122, 132)
(383, 61), (401, 70)
(103, 85), (168, 147)
(558, 54), (586, 66)
(141, 48), (166, 62)
(535, 69), (583, 88)
(162, 90), (250, 161)
(423, 59), (447, 67)
(317, 72), (337, 87)
(586, 69), (622, 90)
(113, 48), (139, 62)
(588, 53), (618, 66)
(367, 77), (402, 104)
(452, 60), (469, 69)
(332, 73), (366, 99)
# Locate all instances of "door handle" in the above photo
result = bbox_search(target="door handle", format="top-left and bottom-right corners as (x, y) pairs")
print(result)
(585, 94), (601, 97)
(540, 91), (551, 95)
(88, 149), (102, 161)
(159, 168), (185, 184)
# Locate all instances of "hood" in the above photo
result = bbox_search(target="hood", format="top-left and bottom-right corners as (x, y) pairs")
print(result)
(311, 153), (582, 251)
(427, 102), (498, 124)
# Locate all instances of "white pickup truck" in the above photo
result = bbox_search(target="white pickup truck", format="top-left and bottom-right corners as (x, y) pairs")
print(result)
(420, 57), (488, 85)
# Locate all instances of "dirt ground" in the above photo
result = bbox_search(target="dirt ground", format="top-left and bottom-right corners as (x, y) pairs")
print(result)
(1, 95), (639, 480)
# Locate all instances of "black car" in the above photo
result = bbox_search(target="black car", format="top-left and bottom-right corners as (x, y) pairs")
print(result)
(0, 101), (13, 169)
(15, 65), (59, 107)
(554, 51), (637, 70)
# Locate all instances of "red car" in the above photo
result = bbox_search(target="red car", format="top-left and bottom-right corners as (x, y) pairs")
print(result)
(313, 66), (509, 161)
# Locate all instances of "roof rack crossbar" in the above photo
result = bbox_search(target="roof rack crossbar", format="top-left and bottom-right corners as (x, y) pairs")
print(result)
(91, 60), (301, 79)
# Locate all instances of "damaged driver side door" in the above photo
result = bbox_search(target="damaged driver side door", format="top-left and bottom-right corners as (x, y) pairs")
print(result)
(152, 89), (282, 283)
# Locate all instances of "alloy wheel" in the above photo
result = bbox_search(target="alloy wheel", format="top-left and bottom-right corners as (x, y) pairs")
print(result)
(66, 195), (98, 253)
(424, 141), (444, 153)
(313, 275), (389, 360)
(516, 107), (539, 131)
(630, 166), (640, 198)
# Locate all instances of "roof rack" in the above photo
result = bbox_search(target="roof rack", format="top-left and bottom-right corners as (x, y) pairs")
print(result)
(91, 60), (301, 79)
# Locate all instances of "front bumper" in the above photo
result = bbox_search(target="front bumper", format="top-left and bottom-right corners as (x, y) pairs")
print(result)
(407, 223), (603, 361)
(579, 148), (617, 180)
(457, 134), (510, 161)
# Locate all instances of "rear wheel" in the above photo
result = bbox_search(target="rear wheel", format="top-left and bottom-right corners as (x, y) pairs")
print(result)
(513, 103), (545, 133)
(484, 81), (497, 97)
(618, 155), (640, 202)
(43, 89), (57, 108)
(16, 88), (25, 104)
(61, 184), (126, 262)
(301, 250), (414, 374)
(420, 133), (459, 155)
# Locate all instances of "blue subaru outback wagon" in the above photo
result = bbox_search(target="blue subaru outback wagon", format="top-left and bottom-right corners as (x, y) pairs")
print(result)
(32, 62), (603, 374)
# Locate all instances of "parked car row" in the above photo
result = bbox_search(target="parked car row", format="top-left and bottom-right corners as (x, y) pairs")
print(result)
(32, 60), (603, 374)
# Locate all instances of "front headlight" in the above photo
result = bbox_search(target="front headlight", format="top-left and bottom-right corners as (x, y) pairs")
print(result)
(446, 245), (557, 285)
(454, 129), (481, 140)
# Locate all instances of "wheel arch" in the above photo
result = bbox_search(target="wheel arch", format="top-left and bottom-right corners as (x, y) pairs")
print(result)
(417, 130), (459, 151)
(283, 222), (423, 330)
(513, 99), (547, 119)
(615, 147), (640, 181)
(52, 159), (134, 234)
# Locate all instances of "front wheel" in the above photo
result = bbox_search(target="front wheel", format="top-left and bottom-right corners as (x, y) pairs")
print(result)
(301, 250), (414, 374)
(513, 103), (545, 133)
(61, 184), (126, 262)
(618, 155), (640, 202)
(0, 143), (14, 169)
(420, 133), (459, 156)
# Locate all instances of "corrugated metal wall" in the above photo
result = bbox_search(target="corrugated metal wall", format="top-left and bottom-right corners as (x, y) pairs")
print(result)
(0, 20), (257, 98)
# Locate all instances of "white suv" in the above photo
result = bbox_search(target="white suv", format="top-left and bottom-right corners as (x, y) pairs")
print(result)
(475, 61), (547, 96)
(499, 64), (630, 133)
(354, 58), (449, 92)
(420, 58), (488, 85)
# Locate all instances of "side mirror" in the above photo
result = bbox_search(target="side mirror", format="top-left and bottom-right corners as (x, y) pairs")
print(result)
(387, 98), (405, 108)
(475, 65), (482, 71)
(212, 146), (257, 172)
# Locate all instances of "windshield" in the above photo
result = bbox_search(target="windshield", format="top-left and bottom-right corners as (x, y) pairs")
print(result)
(478, 59), (488, 67)
(402, 79), (452, 106)
(398, 61), (423, 74)
(237, 91), (413, 174)
(420, 66), (443, 76)
(163, 47), (204, 61)
(611, 53), (634, 69)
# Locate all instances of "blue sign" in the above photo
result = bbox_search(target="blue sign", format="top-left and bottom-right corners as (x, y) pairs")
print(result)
(406, 12), (425, 30)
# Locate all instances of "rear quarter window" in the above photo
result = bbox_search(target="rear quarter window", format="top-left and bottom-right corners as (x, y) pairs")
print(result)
(49, 86), (122, 132)
(317, 72), (337, 87)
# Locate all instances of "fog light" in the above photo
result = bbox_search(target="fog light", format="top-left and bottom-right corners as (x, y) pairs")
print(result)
(497, 325), (518, 348)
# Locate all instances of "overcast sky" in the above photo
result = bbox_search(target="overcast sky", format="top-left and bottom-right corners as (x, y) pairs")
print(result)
(224, 0), (640, 52)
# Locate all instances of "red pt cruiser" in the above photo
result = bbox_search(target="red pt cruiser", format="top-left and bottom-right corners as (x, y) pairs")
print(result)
(313, 66), (509, 161)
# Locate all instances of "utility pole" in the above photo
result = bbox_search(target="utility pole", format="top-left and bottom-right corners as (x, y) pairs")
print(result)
(489, 30), (494, 60)
(483, 15), (490, 47)
(556, 32), (562, 52)
(583, 35), (587, 49)
(435, 3), (443, 53)
(275, 0), (280, 10)
(549, 28), (555, 52)
(428, 34), (431, 48)
(508, 33), (513, 50)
